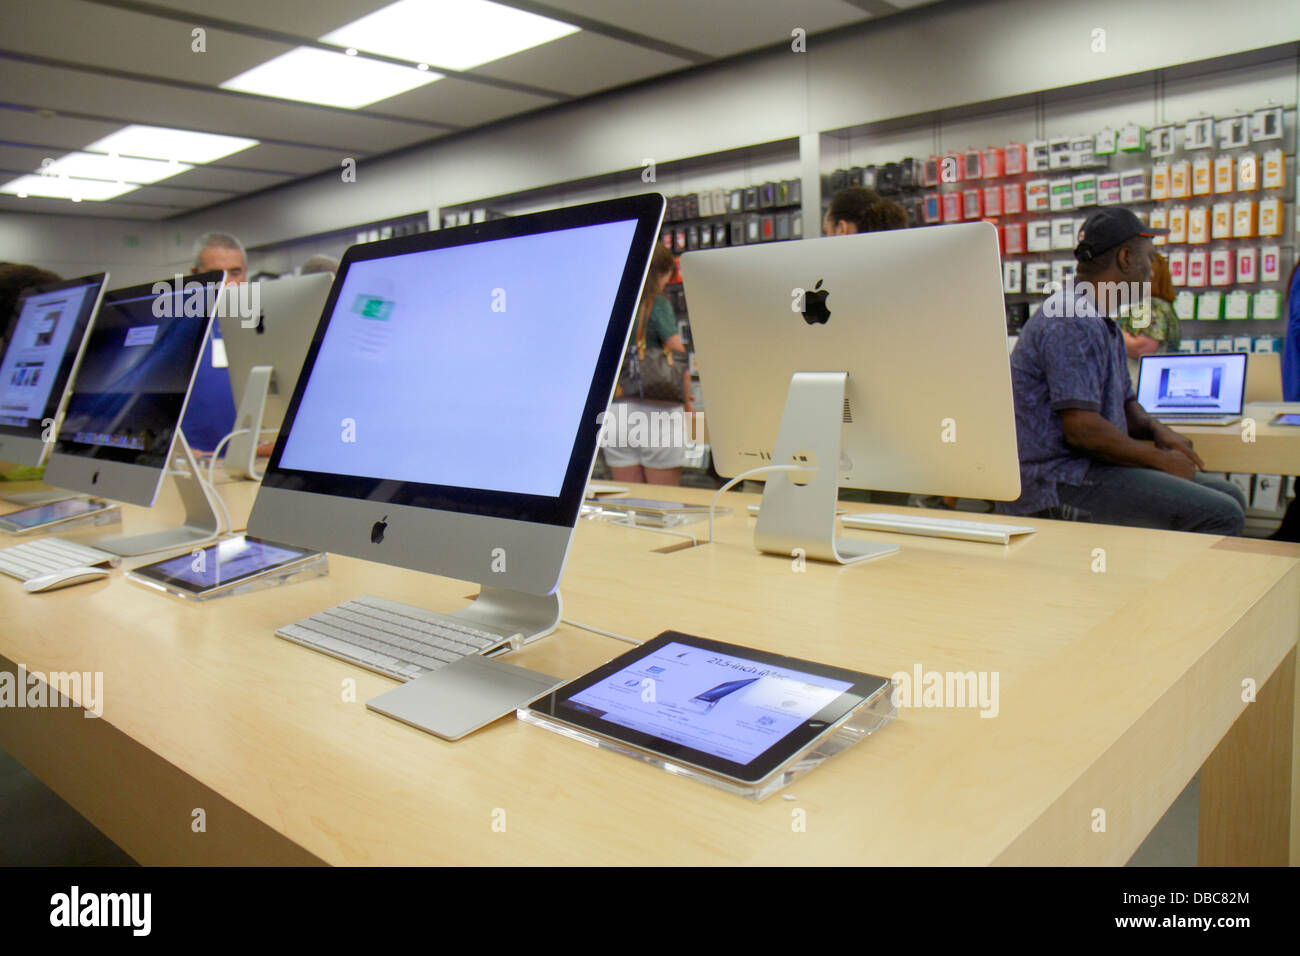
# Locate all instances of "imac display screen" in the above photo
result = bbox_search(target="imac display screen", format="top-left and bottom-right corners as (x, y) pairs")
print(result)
(54, 281), (216, 466)
(278, 220), (638, 498)
(0, 275), (105, 438)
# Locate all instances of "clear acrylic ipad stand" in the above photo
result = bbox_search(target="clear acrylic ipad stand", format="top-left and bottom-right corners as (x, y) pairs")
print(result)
(125, 552), (329, 603)
(518, 680), (896, 801)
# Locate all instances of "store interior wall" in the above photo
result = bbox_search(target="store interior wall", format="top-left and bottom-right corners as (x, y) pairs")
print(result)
(0, 0), (1295, 285)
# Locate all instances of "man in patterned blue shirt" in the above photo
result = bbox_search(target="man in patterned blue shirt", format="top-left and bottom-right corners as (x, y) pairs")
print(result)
(999, 208), (1245, 534)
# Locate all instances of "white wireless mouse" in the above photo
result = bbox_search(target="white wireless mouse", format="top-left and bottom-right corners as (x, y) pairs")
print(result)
(22, 566), (110, 593)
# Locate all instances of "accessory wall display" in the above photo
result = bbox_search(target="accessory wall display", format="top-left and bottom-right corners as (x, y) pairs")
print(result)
(1168, 205), (1188, 243)
(1028, 140), (1051, 171)
(1149, 126), (1176, 157)
(1262, 149), (1284, 189)
(1184, 118), (1214, 149)
(1236, 246), (1257, 283)
(1237, 154), (1258, 190)
(1118, 124), (1146, 152)
(1211, 202), (1232, 239)
(1213, 155), (1234, 193)
(1170, 160), (1190, 198)
(1260, 245), (1281, 281)
(1005, 143), (1027, 175)
(1168, 250), (1187, 286)
(1192, 156), (1212, 196)
(1002, 222), (1026, 254)
(1251, 106), (1283, 140)
(1218, 115), (1250, 149)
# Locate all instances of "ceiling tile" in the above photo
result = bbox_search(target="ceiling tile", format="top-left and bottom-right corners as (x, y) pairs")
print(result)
(470, 30), (692, 96)
(123, 0), (397, 37)
(527, 0), (868, 57)
(377, 77), (555, 126)
(0, 58), (445, 152)
(3, 0), (295, 87)
(0, 193), (182, 219)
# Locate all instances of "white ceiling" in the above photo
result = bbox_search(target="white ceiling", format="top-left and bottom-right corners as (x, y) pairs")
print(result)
(0, 0), (942, 221)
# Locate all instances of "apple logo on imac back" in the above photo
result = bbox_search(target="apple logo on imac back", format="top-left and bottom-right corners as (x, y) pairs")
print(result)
(802, 280), (830, 325)
(370, 515), (388, 544)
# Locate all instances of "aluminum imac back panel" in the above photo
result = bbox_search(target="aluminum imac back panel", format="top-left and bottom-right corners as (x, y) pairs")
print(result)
(681, 222), (1020, 501)
(216, 273), (333, 433)
(247, 194), (666, 597)
(43, 274), (222, 507)
(0, 273), (108, 468)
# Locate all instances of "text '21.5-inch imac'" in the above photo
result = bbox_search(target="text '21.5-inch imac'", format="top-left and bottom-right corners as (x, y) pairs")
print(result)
(248, 194), (665, 666)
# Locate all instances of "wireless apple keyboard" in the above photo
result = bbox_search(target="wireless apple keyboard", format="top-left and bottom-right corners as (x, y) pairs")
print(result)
(0, 537), (119, 583)
(277, 595), (520, 681)
(840, 512), (1035, 545)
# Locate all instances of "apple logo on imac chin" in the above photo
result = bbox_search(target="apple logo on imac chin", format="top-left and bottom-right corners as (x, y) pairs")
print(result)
(802, 280), (830, 325)
(371, 515), (388, 544)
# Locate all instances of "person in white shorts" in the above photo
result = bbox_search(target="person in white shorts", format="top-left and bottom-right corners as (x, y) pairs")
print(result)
(605, 244), (693, 485)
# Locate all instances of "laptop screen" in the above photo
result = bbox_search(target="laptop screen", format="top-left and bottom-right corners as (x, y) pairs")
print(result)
(1136, 353), (1247, 414)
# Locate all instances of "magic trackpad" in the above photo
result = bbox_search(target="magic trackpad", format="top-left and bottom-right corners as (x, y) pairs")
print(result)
(366, 655), (564, 740)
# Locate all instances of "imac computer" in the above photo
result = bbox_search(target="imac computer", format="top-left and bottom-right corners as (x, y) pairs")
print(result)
(41, 272), (227, 554)
(215, 272), (334, 480)
(247, 194), (665, 663)
(0, 272), (109, 505)
(680, 221), (1020, 565)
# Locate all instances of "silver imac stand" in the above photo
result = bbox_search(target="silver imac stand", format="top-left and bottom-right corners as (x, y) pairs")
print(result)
(94, 430), (222, 556)
(753, 371), (898, 566)
(224, 365), (271, 480)
(453, 586), (563, 648)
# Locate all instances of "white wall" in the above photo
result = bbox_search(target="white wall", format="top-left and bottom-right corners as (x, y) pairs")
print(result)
(2, 0), (1296, 279)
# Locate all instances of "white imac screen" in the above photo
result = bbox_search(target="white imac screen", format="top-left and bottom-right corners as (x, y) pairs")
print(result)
(278, 219), (639, 497)
(1137, 355), (1246, 413)
(0, 281), (94, 427)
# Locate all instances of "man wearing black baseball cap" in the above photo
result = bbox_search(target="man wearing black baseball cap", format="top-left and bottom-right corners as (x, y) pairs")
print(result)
(999, 207), (1246, 534)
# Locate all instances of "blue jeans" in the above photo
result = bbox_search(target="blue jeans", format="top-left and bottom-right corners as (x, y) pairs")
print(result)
(1054, 464), (1246, 535)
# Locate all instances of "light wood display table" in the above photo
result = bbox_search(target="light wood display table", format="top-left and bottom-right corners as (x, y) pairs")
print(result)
(1, 478), (1297, 865)
(1175, 403), (1300, 476)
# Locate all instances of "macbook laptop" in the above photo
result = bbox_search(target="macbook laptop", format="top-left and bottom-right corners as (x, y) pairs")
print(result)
(1136, 353), (1247, 426)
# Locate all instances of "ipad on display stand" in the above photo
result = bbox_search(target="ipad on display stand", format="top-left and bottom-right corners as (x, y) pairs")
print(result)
(520, 631), (895, 799)
(41, 272), (227, 555)
(0, 272), (110, 507)
(247, 194), (666, 651)
(215, 272), (334, 480)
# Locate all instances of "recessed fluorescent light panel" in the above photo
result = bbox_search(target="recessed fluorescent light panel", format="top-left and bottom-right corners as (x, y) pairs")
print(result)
(39, 152), (192, 185)
(86, 125), (258, 164)
(0, 175), (135, 202)
(0, 124), (260, 203)
(221, 47), (440, 108)
(321, 0), (580, 71)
